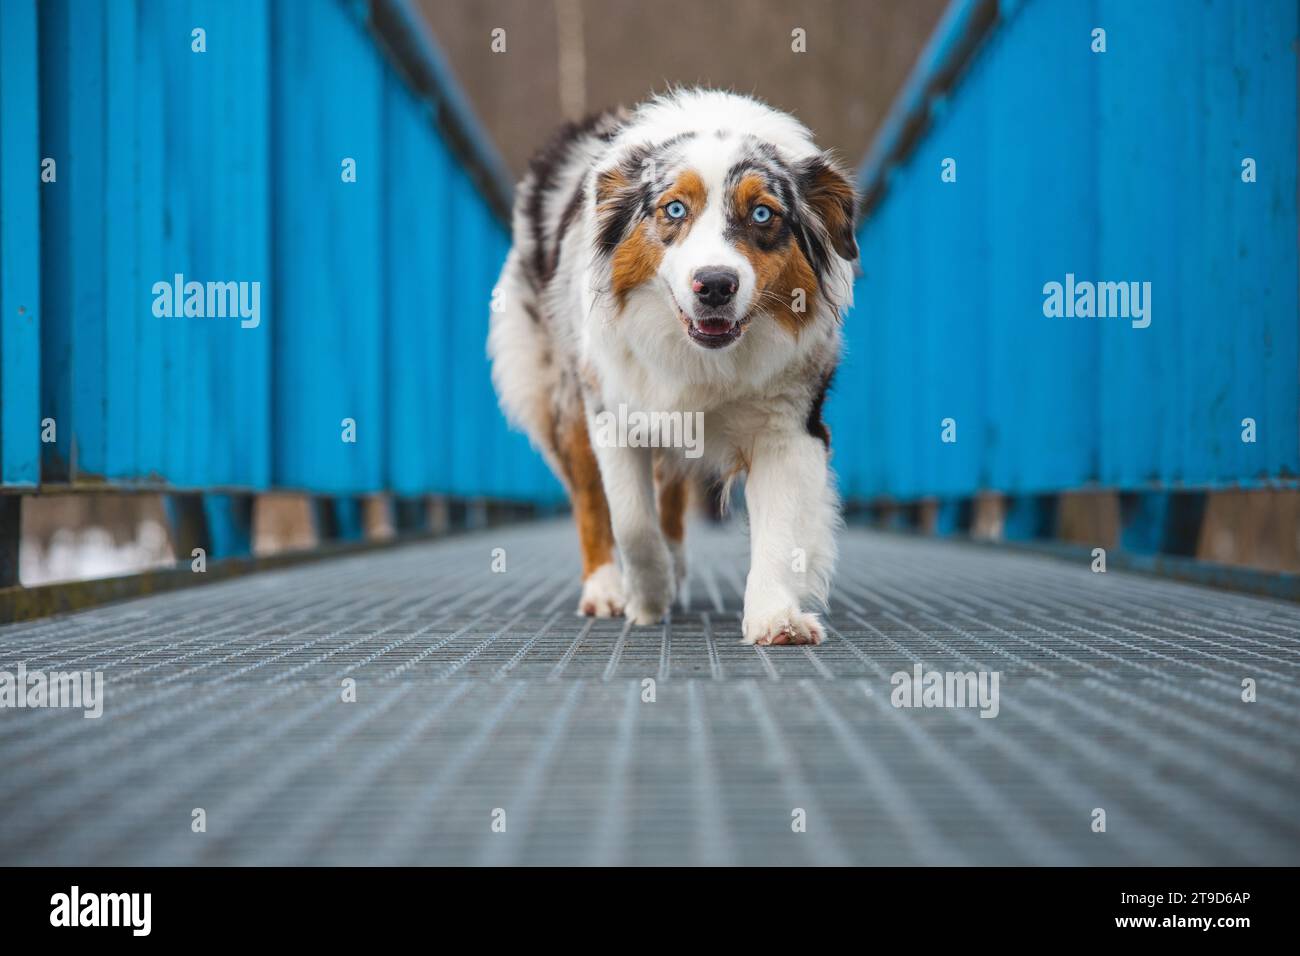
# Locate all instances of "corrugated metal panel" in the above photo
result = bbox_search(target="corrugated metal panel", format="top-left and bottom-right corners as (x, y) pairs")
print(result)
(834, 0), (1299, 500)
(271, 0), (385, 494)
(0, 0), (558, 503)
(0, 0), (41, 487)
(35, 0), (273, 488)
(384, 74), (455, 496)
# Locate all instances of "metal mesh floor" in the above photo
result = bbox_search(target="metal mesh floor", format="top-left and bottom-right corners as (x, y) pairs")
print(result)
(2, 520), (1298, 865)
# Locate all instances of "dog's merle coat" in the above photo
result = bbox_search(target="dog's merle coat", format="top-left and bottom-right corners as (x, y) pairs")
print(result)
(489, 89), (858, 646)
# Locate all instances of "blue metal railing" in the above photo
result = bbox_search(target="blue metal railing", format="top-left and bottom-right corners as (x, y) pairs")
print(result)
(831, 0), (1299, 507)
(0, 0), (562, 508)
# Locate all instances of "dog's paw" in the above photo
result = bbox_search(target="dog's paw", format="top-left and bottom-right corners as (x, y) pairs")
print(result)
(624, 593), (669, 626)
(621, 540), (674, 626)
(578, 563), (624, 617)
(741, 606), (825, 646)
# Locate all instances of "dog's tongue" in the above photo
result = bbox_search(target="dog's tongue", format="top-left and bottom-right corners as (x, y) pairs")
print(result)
(696, 318), (732, 336)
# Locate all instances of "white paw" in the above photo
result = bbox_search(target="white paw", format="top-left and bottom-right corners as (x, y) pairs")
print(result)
(578, 563), (624, 617)
(621, 538), (674, 626)
(624, 594), (668, 626)
(741, 606), (825, 646)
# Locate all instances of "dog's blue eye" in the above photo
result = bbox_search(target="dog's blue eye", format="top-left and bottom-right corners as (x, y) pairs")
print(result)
(751, 205), (773, 224)
(665, 201), (687, 220)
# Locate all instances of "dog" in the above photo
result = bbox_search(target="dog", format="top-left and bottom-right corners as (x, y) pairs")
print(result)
(488, 89), (857, 646)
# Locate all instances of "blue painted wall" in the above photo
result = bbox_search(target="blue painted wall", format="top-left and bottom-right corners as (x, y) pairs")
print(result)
(0, 0), (562, 503)
(0, 0), (41, 487)
(832, 0), (1299, 502)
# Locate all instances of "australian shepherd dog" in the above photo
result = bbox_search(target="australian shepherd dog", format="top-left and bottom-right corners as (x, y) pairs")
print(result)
(489, 89), (857, 646)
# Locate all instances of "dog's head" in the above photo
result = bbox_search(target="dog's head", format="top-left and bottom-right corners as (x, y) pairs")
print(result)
(592, 90), (857, 351)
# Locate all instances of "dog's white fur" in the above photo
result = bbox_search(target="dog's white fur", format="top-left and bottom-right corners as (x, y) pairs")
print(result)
(489, 89), (855, 645)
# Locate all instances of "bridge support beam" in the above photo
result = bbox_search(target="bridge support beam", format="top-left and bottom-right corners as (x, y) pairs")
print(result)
(166, 494), (209, 564)
(166, 493), (254, 562)
(0, 498), (19, 587)
(203, 494), (254, 559)
(392, 496), (429, 535)
(933, 498), (973, 537)
(1003, 494), (1058, 541)
(313, 496), (365, 543)
(1120, 491), (1207, 556)
(428, 496), (450, 535)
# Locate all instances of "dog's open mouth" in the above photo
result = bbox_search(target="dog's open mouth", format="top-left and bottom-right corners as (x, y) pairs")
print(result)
(677, 307), (744, 349)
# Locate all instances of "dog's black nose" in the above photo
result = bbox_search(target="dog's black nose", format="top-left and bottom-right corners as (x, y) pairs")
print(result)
(692, 268), (739, 308)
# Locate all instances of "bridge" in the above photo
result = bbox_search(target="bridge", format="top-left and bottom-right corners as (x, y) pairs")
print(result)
(0, 0), (1297, 865)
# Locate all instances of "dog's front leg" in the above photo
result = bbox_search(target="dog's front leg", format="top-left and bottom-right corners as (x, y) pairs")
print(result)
(589, 421), (674, 625)
(741, 431), (839, 646)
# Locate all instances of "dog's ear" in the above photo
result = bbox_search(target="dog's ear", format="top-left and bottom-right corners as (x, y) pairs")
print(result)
(799, 153), (858, 263)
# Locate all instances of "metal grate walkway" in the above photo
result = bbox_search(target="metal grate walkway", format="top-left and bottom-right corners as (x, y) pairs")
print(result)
(1, 520), (1298, 865)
